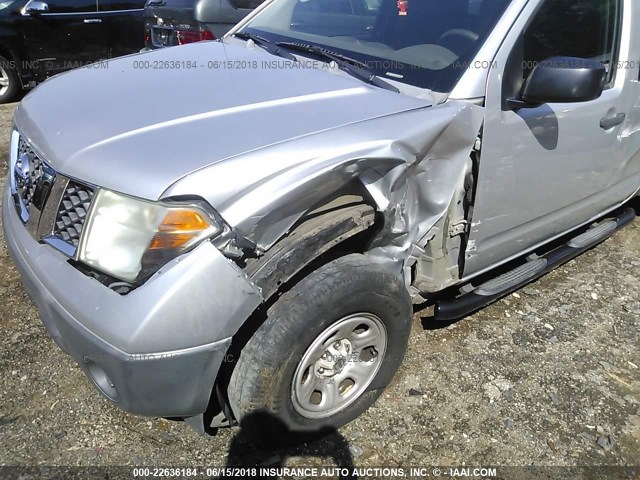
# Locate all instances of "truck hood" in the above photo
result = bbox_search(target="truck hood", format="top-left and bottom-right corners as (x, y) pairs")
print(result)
(14, 40), (431, 201)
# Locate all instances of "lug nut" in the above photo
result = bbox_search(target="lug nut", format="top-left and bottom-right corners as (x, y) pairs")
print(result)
(333, 341), (341, 349)
(317, 367), (325, 375)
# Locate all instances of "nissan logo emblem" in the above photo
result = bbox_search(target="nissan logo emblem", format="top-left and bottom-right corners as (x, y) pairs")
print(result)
(15, 153), (32, 187)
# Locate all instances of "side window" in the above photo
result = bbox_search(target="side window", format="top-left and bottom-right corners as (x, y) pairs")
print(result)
(363, 0), (380, 12)
(294, 0), (358, 15)
(98, 0), (144, 11)
(291, 0), (377, 36)
(43, 0), (97, 12)
(230, 0), (266, 9)
(523, 0), (621, 85)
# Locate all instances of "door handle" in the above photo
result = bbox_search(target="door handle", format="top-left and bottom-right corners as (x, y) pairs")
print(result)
(600, 113), (626, 130)
(83, 18), (102, 23)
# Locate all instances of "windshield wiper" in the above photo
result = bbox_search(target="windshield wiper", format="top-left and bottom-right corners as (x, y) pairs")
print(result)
(233, 31), (297, 62)
(276, 41), (399, 93)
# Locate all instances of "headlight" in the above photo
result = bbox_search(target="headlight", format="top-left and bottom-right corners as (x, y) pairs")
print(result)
(78, 189), (221, 283)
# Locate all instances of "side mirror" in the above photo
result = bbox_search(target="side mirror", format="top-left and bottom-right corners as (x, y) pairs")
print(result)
(508, 56), (606, 109)
(22, 0), (50, 15)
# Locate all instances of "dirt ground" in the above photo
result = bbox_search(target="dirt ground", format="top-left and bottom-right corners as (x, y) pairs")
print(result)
(0, 101), (638, 476)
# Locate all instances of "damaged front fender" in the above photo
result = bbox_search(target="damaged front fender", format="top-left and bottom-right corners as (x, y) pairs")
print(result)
(164, 100), (484, 294)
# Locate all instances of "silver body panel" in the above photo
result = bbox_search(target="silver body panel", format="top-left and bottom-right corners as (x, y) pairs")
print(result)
(463, 0), (640, 274)
(3, 181), (262, 416)
(14, 40), (429, 202)
(3, 182), (262, 355)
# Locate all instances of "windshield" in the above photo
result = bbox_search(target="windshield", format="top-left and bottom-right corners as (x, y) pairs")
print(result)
(239, 0), (511, 91)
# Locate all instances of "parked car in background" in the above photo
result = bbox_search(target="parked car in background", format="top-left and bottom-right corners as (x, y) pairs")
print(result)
(143, 0), (264, 49)
(0, 0), (145, 103)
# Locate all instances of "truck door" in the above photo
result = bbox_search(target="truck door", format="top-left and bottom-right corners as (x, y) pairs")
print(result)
(21, 0), (108, 80)
(464, 0), (638, 276)
(98, 0), (145, 58)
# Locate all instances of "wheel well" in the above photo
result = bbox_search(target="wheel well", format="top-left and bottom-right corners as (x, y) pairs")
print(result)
(246, 203), (377, 298)
(205, 190), (382, 429)
(0, 44), (24, 87)
(0, 44), (13, 63)
(0, 43), (21, 73)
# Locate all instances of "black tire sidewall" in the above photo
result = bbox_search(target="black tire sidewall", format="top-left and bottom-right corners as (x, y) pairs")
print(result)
(276, 288), (409, 430)
(231, 254), (412, 436)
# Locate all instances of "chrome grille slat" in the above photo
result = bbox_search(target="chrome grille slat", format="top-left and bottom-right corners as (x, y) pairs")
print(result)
(16, 137), (46, 211)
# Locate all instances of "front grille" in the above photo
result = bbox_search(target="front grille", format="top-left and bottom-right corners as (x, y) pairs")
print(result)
(11, 133), (96, 254)
(16, 137), (46, 213)
(53, 181), (95, 248)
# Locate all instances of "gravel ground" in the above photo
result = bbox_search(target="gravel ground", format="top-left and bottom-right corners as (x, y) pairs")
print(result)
(0, 102), (638, 475)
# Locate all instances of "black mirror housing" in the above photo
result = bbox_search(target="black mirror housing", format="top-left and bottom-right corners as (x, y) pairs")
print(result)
(519, 56), (606, 106)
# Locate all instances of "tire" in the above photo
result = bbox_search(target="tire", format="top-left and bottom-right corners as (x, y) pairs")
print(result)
(228, 254), (412, 445)
(0, 55), (20, 104)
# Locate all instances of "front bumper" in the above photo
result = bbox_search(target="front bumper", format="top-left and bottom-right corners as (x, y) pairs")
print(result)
(2, 182), (262, 417)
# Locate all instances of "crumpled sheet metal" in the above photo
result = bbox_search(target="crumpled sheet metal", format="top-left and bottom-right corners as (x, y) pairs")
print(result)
(167, 100), (483, 284)
(363, 102), (484, 277)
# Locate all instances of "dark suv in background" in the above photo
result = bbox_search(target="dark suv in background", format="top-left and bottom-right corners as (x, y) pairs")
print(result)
(0, 0), (146, 103)
(144, 0), (263, 49)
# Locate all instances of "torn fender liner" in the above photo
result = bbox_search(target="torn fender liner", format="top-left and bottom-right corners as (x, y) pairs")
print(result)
(245, 204), (376, 299)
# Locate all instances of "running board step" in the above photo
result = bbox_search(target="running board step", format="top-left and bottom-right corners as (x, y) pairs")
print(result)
(567, 220), (617, 248)
(434, 207), (636, 322)
(475, 258), (547, 296)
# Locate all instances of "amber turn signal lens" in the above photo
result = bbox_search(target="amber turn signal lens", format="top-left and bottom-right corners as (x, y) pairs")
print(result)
(158, 210), (209, 232)
(149, 233), (195, 250)
(149, 209), (213, 250)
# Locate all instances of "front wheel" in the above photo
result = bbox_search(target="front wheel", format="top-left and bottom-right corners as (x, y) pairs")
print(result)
(0, 55), (20, 104)
(228, 254), (412, 444)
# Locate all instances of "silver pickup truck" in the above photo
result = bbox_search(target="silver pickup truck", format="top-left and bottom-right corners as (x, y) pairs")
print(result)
(3, 0), (639, 441)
